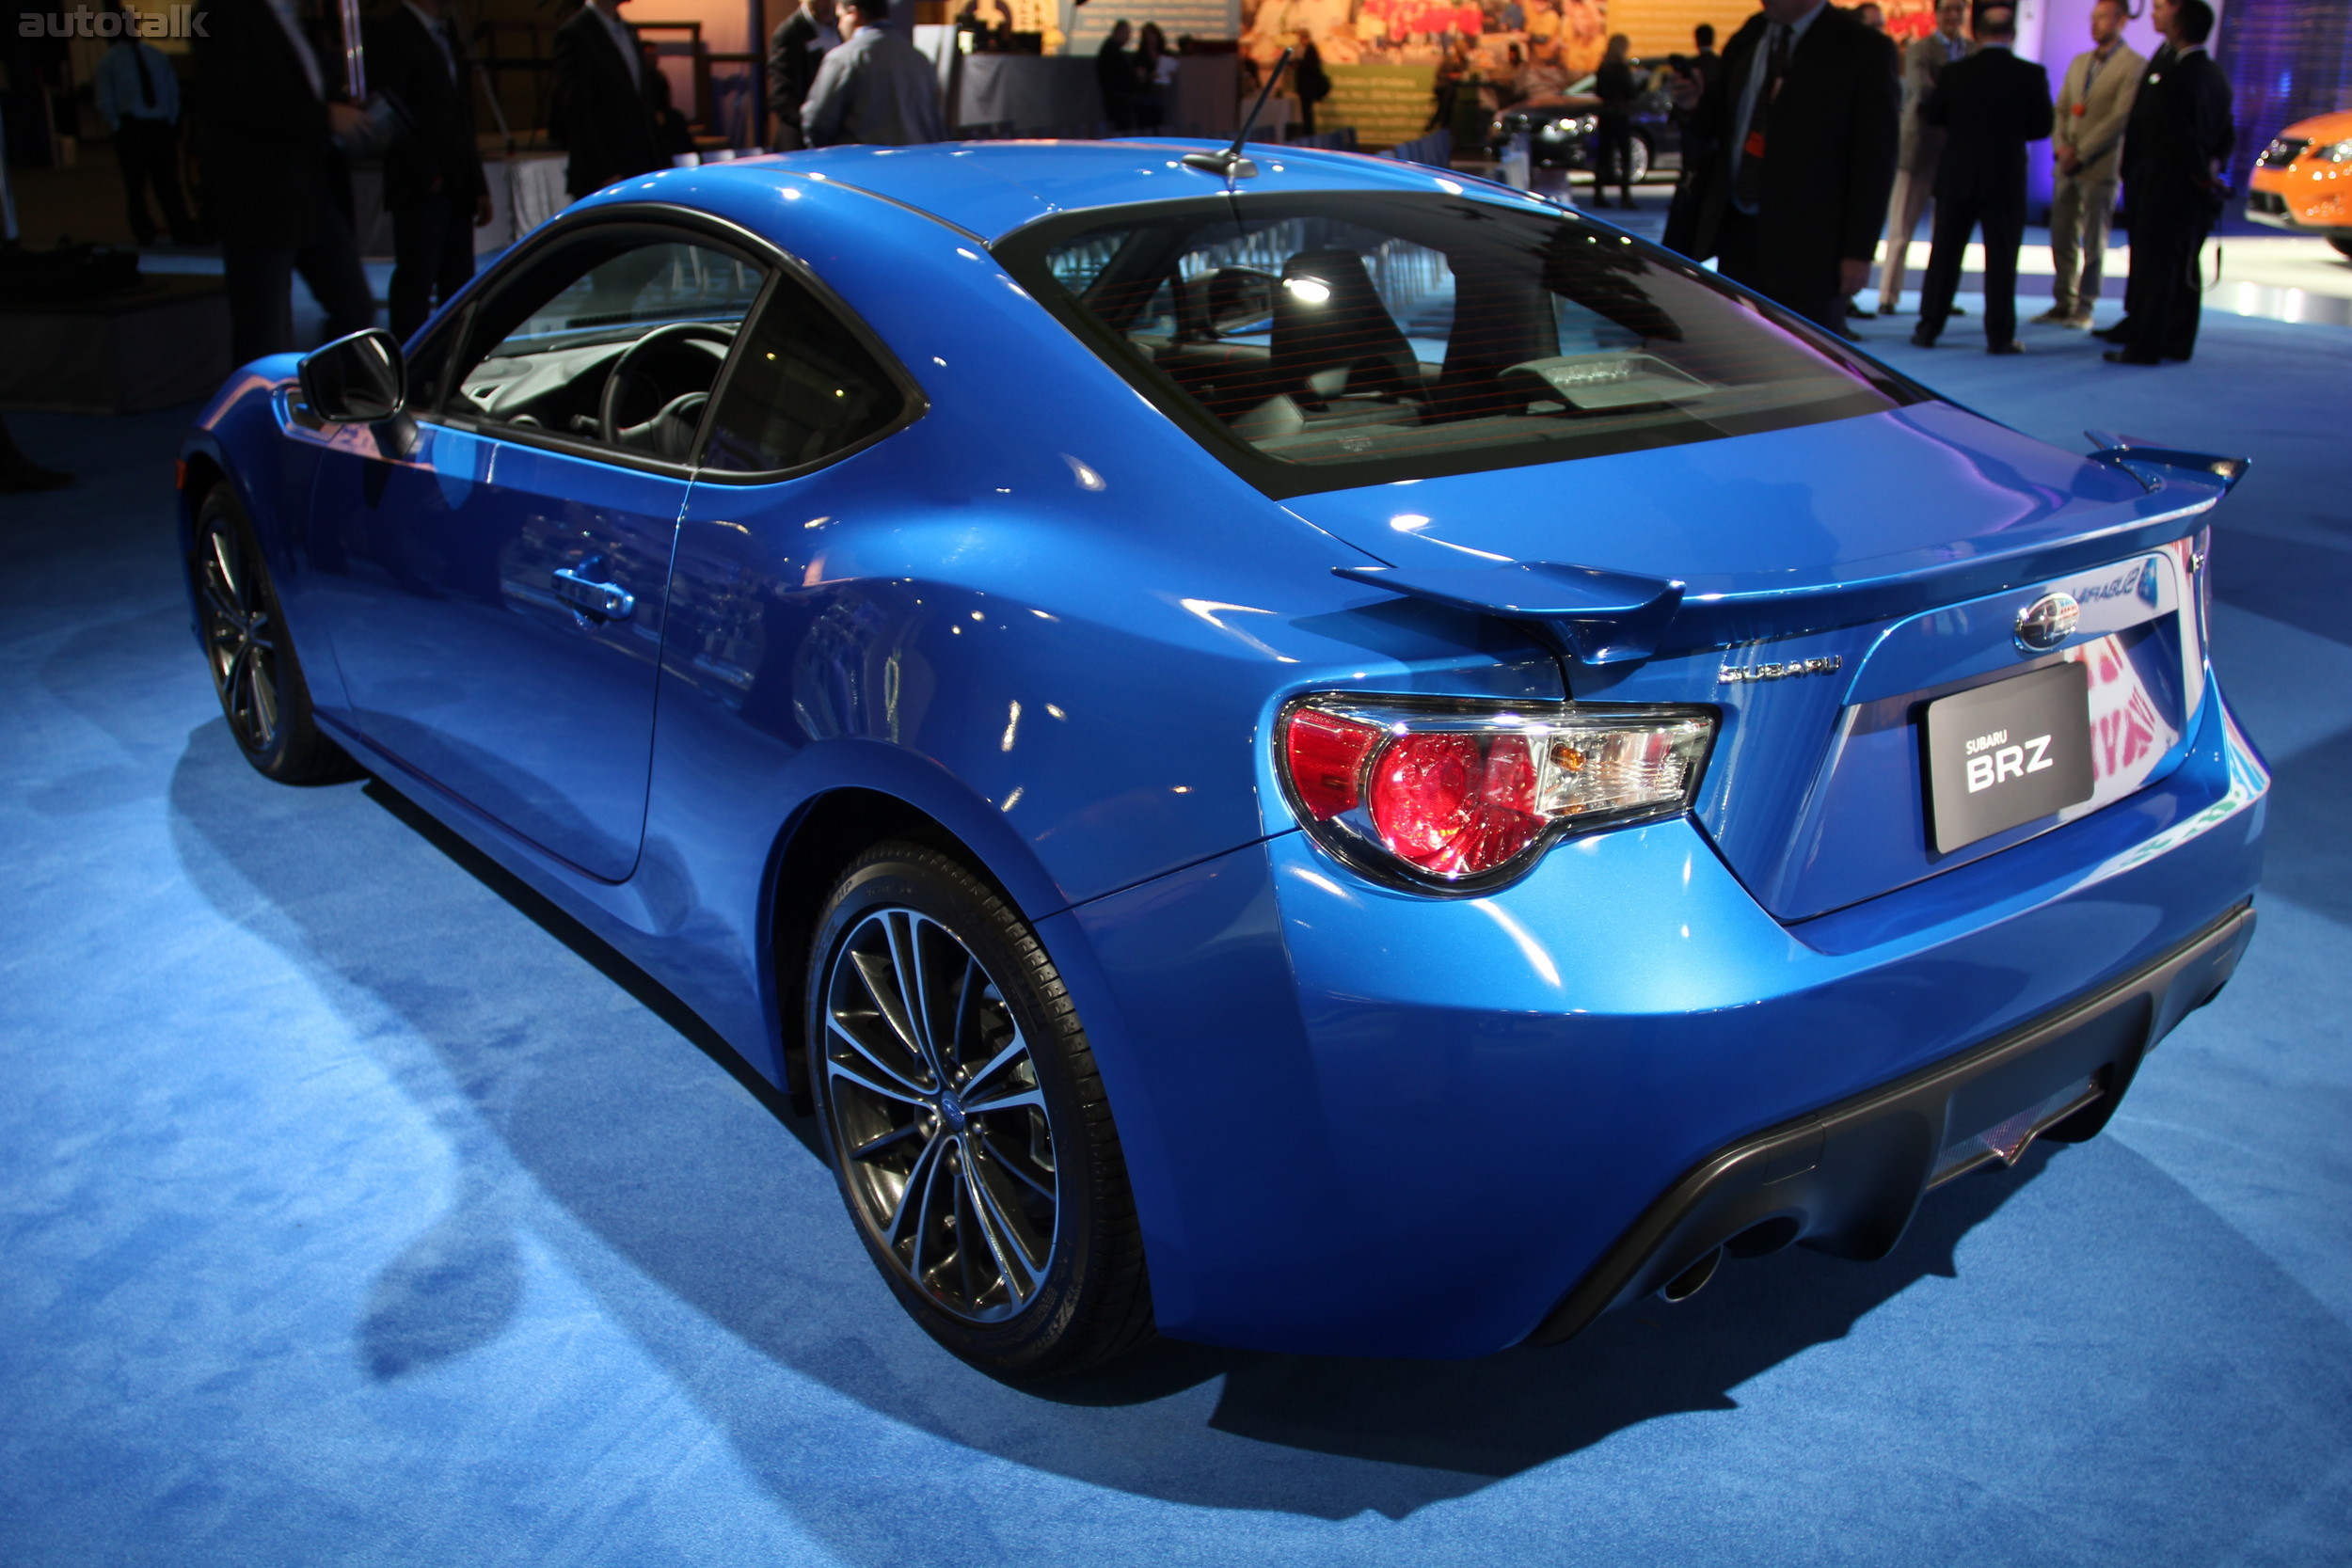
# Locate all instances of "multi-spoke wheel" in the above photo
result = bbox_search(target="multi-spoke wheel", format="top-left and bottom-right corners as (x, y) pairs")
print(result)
(809, 844), (1153, 1380)
(191, 483), (352, 783)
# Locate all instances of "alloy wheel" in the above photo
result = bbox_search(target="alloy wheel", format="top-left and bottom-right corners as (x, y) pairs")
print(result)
(821, 908), (1058, 1323)
(198, 523), (280, 754)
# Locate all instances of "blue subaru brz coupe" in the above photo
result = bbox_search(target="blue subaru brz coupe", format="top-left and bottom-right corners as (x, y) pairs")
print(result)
(177, 141), (2265, 1382)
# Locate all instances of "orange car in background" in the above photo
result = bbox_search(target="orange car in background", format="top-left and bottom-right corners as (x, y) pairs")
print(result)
(2249, 110), (2352, 258)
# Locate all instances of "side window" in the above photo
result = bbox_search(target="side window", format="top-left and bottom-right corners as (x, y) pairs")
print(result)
(447, 232), (766, 463)
(699, 271), (908, 475)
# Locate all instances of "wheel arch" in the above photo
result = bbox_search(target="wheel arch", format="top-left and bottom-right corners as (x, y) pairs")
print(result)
(175, 445), (234, 642)
(757, 779), (1047, 1114)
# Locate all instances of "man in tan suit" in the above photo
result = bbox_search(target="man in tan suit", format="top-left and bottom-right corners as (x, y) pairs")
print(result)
(1874, 0), (1973, 315)
(2034, 0), (2142, 327)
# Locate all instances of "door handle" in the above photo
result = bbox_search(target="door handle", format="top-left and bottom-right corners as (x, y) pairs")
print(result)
(552, 563), (635, 621)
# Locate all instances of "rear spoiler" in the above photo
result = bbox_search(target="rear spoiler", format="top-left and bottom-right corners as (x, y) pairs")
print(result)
(2084, 431), (2251, 493)
(1337, 438), (2249, 666)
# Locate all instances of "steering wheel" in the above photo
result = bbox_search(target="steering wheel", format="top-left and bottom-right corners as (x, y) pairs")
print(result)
(598, 321), (736, 456)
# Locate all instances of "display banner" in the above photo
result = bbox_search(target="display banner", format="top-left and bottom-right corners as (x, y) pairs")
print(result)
(1321, 62), (1438, 147)
(1242, 0), (1605, 70)
(1235, 0), (1611, 151)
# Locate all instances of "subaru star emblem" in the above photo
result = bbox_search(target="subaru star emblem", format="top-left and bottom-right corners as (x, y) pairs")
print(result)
(2015, 592), (2081, 652)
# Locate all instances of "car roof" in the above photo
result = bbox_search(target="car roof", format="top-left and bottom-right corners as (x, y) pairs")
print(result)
(670, 138), (1533, 244)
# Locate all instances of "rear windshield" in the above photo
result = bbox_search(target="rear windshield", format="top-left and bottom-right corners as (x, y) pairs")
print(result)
(993, 190), (1925, 497)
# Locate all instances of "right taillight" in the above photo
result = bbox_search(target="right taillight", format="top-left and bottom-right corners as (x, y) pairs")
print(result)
(1277, 694), (1717, 891)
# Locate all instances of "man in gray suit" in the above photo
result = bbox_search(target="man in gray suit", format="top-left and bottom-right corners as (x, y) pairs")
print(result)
(1872, 0), (1972, 316)
(2032, 0), (2140, 327)
(801, 0), (945, 148)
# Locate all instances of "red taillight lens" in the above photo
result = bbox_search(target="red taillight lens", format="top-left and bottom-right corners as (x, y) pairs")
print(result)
(1369, 732), (1544, 875)
(1277, 695), (1716, 890)
(1284, 706), (1383, 819)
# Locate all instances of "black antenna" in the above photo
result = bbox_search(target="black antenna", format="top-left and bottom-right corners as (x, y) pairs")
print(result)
(1183, 47), (1292, 179)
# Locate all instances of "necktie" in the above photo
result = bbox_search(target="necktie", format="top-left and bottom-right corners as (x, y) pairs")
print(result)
(132, 45), (157, 116)
(1734, 24), (1789, 213)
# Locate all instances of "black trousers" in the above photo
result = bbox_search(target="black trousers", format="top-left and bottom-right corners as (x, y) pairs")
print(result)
(1592, 116), (1634, 199)
(1714, 208), (1842, 336)
(1917, 194), (2024, 347)
(114, 118), (194, 244)
(2122, 197), (2209, 360)
(388, 188), (479, 341)
(222, 203), (375, 365)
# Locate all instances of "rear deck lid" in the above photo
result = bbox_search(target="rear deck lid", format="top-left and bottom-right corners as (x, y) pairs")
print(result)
(1289, 410), (2235, 920)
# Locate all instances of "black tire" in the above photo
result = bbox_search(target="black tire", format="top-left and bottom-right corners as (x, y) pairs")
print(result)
(190, 483), (354, 784)
(806, 842), (1154, 1382)
(2332, 237), (2352, 261)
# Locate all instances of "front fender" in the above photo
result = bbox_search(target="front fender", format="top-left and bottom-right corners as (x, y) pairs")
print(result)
(179, 358), (350, 712)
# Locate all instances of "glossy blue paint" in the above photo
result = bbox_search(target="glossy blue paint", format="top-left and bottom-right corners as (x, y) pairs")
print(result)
(182, 142), (2267, 1358)
(301, 418), (687, 881)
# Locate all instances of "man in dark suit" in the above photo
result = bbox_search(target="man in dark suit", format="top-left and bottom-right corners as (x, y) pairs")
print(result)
(367, 0), (490, 340)
(2104, 0), (2231, 365)
(1909, 2), (2051, 353)
(1663, 0), (1899, 334)
(767, 0), (840, 151)
(193, 0), (377, 364)
(552, 0), (665, 200)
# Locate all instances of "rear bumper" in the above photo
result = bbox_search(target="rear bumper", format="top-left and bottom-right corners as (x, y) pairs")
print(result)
(1526, 899), (2254, 1344)
(1052, 687), (2266, 1358)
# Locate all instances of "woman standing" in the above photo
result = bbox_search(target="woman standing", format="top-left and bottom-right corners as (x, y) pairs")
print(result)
(1135, 22), (1171, 133)
(1591, 32), (1640, 209)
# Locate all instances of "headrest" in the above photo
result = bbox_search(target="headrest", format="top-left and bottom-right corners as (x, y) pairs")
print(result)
(1272, 247), (1416, 401)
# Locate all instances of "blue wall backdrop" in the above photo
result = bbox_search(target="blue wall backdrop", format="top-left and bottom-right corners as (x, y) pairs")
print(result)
(2220, 0), (2352, 185)
(2, 302), (2348, 1565)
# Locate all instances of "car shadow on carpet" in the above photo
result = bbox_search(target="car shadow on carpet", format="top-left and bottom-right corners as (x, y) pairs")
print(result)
(165, 716), (2352, 1529)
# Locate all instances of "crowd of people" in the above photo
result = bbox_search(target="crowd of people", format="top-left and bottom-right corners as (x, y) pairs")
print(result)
(1661, 0), (2234, 367)
(12, 0), (2240, 388)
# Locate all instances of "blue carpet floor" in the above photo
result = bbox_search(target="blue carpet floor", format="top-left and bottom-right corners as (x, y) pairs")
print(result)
(3, 301), (2349, 1566)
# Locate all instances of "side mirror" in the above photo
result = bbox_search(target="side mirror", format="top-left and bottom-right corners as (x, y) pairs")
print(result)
(297, 328), (407, 424)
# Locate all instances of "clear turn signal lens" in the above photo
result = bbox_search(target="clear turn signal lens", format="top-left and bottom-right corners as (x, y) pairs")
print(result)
(1278, 695), (1716, 889)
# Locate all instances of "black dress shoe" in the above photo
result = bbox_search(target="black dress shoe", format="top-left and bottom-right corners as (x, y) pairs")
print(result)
(1987, 340), (2025, 355)
(1950, 305), (1968, 316)
(2103, 349), (2162, 365)
(1910, 325), (1937, 347)
(2092, 325), (2132, 342)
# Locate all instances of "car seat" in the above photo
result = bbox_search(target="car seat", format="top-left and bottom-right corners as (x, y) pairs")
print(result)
(1270, 248), (1422, 407)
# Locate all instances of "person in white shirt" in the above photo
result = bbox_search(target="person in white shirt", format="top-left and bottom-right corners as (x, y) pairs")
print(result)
(94, 15), (198, 245)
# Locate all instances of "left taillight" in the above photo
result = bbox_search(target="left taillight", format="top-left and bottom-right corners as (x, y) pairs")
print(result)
(1276, 693), (1717, 891)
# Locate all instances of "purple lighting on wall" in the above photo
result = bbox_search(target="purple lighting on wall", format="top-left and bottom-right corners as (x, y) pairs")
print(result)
(2217, 0), (2352, 182)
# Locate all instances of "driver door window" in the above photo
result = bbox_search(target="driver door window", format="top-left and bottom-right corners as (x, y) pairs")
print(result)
(448, 233), (766, 464)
